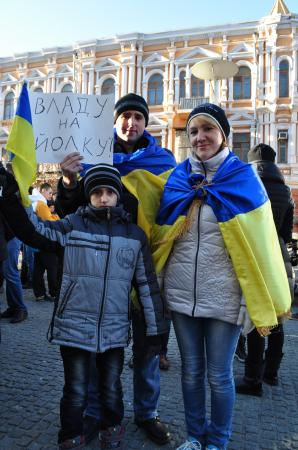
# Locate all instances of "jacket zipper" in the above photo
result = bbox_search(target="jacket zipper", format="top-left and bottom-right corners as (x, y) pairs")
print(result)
(192, 204), (202, 316)
(97, 208), (111, 351)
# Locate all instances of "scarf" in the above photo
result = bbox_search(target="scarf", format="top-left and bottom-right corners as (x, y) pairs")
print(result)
(153, 150), (291, 333)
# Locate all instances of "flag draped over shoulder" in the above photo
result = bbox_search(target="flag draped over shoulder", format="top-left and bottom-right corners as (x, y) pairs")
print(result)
(152, 151), (291, 332)
(82, 130), (176, 240)
(6, 83), (36, 207)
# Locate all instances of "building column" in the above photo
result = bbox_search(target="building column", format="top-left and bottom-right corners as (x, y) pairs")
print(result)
(185, 64), (191, 98)
(128, 63), (135, 93)
(291, 111), (298, 163)
(163, 65), (168, 107)
(82, 70), (88, 94)
(174, 64), (179, 104)
(136, 43), (143, 95)
(88, 69), (94, 95)
(121, 65), (128, 96)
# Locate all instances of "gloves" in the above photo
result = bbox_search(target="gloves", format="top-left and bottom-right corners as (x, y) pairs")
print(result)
(237, 296), (254, 336)
(144, 334), (163, 357)
(0, 165), (19, 198)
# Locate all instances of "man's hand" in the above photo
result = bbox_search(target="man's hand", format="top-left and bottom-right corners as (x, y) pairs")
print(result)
(60, 152), (84, 188)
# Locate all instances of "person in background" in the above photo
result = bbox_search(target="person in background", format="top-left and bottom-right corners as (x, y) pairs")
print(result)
(0, 165), (54, 327)
(55, 93), (175, 445)
(153, 104), (291, 450)
(236, 143), (294, 396)
(32, 183), (59, 302)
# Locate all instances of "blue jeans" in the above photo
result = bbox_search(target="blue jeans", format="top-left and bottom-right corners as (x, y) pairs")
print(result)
(59, 346), (124, 442)
(2, 238), (26, 313)
(85, 307), (160, 421)
(172, 312), (241, 450)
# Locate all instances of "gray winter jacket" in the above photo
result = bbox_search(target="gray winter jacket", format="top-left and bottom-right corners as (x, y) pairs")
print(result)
(163, 148), (242, 324)
(28, 205), (166, 353)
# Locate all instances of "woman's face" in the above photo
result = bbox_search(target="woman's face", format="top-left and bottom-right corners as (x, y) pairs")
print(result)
(188, 116), (224, 161)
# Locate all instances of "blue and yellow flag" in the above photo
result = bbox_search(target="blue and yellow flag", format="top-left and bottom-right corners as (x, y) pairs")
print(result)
(6, 83), (36, 206)
(153, 151), (291, 331)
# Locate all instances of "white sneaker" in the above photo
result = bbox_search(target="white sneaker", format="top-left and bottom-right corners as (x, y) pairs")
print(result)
(176, 437), (202, 450)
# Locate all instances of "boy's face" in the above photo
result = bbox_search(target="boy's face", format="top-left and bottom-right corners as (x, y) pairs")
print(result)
(90, 187), (118, 208)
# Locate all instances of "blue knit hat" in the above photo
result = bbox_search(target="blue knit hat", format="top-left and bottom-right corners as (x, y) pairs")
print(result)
(187, 103), (230, 139)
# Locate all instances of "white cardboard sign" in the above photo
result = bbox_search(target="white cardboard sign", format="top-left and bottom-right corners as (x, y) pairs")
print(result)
(29, 92), (114, 164)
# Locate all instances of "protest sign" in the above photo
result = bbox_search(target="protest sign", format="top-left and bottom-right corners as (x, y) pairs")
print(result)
(29, 92), (114, 164)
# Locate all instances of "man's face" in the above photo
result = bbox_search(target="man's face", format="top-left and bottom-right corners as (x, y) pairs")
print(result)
(115, 110), (146, 143)
(41, 187), (53, 201)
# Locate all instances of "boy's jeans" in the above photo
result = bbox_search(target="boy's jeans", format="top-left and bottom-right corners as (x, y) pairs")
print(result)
(85, 307), (161, 421)
(172, 312), (241, 450)
(59, 346), (124, 443)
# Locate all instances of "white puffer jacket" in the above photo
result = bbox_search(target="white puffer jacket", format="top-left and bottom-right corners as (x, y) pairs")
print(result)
(163, 148), (242, 325)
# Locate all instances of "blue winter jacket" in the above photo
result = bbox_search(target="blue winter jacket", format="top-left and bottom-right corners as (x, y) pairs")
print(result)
(27, 205), (166, 353)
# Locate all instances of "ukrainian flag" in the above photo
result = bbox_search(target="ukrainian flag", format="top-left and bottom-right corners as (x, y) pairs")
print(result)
(6, 83), (36, 206)
(153, 151), (291, 332)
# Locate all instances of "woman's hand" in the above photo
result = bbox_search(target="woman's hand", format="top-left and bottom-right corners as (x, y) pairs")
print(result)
(60, 152), (83, 188)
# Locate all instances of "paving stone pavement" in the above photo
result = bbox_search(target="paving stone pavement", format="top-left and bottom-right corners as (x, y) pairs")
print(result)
(1, 290), (298, 450)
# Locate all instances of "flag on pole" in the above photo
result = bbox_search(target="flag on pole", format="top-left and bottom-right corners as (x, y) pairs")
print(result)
(6, 82), (36, 206)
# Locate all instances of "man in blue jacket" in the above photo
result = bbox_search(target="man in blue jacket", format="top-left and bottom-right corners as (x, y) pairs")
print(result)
(55, 93), (176, 446)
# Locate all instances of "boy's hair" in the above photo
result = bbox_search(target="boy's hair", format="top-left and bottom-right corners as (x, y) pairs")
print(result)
(84, 164), (122, 200)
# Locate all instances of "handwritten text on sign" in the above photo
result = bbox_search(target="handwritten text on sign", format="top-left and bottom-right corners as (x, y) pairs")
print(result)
(29, 92), (114, 164)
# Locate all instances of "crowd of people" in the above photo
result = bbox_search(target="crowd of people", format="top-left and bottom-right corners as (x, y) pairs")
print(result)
(0, 94), (295, 450)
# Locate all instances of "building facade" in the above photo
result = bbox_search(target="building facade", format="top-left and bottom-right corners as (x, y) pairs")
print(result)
(0, 0), (298, 215)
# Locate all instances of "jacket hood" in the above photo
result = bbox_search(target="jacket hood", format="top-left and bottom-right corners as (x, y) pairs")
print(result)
(248, 144), (276, 162)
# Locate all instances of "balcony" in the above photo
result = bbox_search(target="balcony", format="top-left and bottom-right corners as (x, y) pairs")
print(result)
(178, 97), (209, 110)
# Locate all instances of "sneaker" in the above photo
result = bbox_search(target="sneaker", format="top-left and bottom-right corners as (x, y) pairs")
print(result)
(10, 310), (28, 324)
(0, 308), (15, 319)
(99, 425), (125, 449)
(83, 415), (101, 444)
(235, 376), (263, 397)
(135, 416), (170, 444)
(58, 435), (85, 449)
(176, 437), (202, 450)
(159, 354), (170, 370)
(44, 294), (56, 302)
(35, 295), (45, 302)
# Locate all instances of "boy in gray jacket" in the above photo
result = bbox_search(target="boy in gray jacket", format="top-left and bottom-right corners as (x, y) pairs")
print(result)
(12, 164), (166, 450)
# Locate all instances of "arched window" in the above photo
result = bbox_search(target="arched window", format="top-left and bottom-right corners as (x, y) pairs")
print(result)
(191, 75), (204, 97)
(33, 87), (43, 93)
(61, 83), (73, 93)
(3, 92), (15, 119)
(148, 74), (163, 105)
(233, 66), (251, 99)
(279, 60), (289, 98)
(101, 78), (115, 95)
(179, 71), (186, 98)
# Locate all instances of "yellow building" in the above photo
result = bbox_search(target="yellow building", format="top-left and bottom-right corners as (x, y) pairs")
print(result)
(0, 0), (298, 199)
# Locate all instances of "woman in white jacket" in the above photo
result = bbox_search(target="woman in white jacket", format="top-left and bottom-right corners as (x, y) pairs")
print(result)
(154, 103), (291, 450)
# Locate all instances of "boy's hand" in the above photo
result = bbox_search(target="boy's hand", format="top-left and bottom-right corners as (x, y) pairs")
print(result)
(60, 152), (84, 188)
(0, 165), (19, 198)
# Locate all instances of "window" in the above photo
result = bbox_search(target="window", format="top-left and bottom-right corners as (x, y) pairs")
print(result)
(179, 71), (186, 98)
(61, 83), (73, 93)
(277, 130), (288, 163)
(148, 74), (163, 105)
(3, 92), (15, 119)
(232, 133), (250, 161)
(101, 78), (115, 95)
(33, 87), (43, 92)
(191, 75), (204, 97)
(233, 66), (251, 100)
(279, 60), (289, 98)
